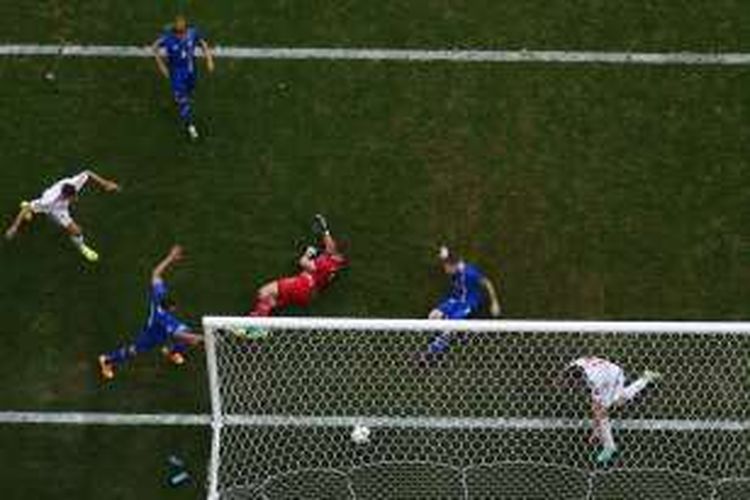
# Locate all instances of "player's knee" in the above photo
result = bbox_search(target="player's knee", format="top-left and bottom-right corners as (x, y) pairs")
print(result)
(428, 309), (444, 320)
(66, 222), (82, 236)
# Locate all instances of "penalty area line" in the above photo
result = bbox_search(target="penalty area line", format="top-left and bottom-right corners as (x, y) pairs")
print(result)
(0, 44), (749, 66)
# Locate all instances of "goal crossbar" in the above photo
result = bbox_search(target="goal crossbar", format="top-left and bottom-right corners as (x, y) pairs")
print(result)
(202, 316), (750, 335)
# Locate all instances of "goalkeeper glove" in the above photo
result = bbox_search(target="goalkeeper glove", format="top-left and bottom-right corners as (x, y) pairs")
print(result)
(312, 213), (329, 235)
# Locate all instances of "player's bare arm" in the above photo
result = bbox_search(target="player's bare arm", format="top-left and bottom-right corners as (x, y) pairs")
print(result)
(85, 170), (120, 192)
(151, 39), (170, 78)
(200, 39), (215, 73)
(481, 277), (501, 317)
(152, 245), (184, 283)
(4, 204), (33, 240)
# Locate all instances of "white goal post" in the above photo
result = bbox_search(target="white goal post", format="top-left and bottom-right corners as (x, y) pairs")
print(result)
(202, 317), (750, 500)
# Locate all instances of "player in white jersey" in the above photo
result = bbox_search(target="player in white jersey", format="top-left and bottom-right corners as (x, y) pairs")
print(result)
(567, 356), (660, 464)
(4, 170), (120, 262)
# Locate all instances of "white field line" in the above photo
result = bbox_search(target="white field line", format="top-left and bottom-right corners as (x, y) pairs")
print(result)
(0, 411), (210, 425)
(1, 411), (746, 432)
(0, 44), (749, 66)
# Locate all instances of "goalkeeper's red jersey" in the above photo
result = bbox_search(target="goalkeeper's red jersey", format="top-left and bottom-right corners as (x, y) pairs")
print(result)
(310, 252), (347, 291)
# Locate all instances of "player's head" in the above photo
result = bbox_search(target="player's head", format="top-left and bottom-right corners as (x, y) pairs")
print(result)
(438, 245), (460, 274)
(61, 183), (78, 201)
(173, 15), (188, 35)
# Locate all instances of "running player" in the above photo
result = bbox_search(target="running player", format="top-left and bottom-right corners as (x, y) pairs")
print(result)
(4, 169), (120, 262)
(98, 245), (203, 380)
(419, 246), (501, 363)
(152, 14), (215, 140)
(248, 215), (347, 316)
(566, 356), (661, 464)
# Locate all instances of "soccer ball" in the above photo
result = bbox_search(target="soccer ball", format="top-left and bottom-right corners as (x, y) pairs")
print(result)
(350, 425), (371, 444)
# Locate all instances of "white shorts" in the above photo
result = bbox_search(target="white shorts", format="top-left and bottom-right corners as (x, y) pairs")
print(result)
(29, 200), (74, 228)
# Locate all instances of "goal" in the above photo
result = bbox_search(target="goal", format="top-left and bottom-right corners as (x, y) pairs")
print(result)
(202, 317), (750, 500)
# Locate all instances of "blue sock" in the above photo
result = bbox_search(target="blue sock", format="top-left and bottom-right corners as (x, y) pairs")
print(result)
(106, 346), (133, 365)
(170, 342), (188, 355)
(176, 96), (192, 124)
(427, 332), (452, 355)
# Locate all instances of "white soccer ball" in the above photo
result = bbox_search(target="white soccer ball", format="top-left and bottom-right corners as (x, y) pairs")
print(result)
(350, 425), (371, 444)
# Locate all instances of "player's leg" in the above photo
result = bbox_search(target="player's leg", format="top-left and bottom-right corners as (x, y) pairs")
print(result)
(171, 72), (197, 139)
(249, 280), (280, 316)
(422, 299), (471, 359)
(52, 208), (98, 262)
(162, 330), (203, 365)
(595, 415), (617, 463)
(618, 370), (661, 404)
(98, 330), (161, 379)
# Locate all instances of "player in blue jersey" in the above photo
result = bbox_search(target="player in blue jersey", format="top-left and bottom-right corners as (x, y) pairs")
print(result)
(98, 245), (203, 380)
(152, 15), (215, 140)
(419, 246), (501, 364)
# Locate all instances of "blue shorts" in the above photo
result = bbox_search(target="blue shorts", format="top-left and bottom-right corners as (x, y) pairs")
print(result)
(436, 298), (477, 319)
(170, 71), (196, 98)
(133, 326), (187, 353)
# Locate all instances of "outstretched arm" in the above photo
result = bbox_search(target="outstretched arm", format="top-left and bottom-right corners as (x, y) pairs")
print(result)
(151, 39), (169, 78)
(314, 214), (338, 254)
(200, 39), (215, 73)
(4, 204), (33, 240)
(85, 170), (120, 192)
(482, 277), (501, 317)
(152, 245), (184, 284)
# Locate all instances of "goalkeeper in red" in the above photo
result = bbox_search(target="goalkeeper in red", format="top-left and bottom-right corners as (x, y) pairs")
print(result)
(249, 215), (347, 316)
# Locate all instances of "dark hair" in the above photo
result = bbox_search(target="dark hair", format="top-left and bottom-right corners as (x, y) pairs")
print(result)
(61, 184), (77, 198)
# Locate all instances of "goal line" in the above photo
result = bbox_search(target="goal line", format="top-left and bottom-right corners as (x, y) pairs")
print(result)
(0, 411), (747, 432)
(1, 44), (749, 66)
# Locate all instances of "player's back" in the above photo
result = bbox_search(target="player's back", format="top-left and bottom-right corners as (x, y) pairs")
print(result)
(311, 253), (347, 290)
(449, 262), (485, 303)
(145, 281), (186, 339)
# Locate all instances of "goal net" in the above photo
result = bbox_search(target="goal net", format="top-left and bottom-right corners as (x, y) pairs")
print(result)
(202, 317), (750, 500)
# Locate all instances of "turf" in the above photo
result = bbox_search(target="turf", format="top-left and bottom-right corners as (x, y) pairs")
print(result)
(0, 3), (750, 498)
(1, 1), (750, 51)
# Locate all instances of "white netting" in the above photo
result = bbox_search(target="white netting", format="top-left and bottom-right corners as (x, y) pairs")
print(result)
(203, 318), (750, 500)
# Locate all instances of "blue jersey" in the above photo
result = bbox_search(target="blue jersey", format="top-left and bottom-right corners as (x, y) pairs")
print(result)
(447, 262), (485, 307)
(157, 27), (204, 75)
(144, 280), (188, 341)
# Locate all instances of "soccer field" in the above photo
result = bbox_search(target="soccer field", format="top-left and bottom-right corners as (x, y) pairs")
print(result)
(1, 2), (750, 499)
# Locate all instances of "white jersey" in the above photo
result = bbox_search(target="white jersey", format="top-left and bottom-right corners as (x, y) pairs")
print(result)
(571, 357), (625, 408)
(29, 171), (89, 226)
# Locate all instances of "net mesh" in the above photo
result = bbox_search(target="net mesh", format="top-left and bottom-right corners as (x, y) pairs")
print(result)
(205, 320), (750, 500)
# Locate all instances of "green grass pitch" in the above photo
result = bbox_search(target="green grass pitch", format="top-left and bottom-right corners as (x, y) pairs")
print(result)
(1, 2), (750, 499)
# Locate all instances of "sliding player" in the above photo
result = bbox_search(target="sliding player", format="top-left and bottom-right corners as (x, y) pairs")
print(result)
(248, 214), (347, 316)
(4, 169), (120, 262)
(98, 245), (203, 380)
(152, 14), (215, 140)
(419, 246), (501, 363)
(566, 357), (661, 464)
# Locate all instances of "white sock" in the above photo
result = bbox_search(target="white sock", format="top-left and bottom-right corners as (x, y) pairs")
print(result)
(70, 234), (85, 249)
